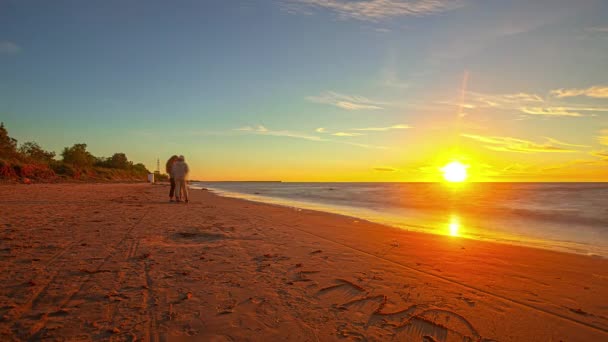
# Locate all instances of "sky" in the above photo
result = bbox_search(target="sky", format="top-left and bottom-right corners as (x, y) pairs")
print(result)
(1, 0), (607, 181)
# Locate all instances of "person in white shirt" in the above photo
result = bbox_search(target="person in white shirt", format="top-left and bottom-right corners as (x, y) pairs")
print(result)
(171, 155), (190, 203)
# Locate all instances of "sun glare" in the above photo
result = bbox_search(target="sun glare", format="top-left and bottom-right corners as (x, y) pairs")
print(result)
(448, 215), (460, 237)
(441, 161), (468, 182)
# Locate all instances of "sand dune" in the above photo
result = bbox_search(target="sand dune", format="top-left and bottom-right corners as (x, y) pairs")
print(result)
(0, 183), (606, 341)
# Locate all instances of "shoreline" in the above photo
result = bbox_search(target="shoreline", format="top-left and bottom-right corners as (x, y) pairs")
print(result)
(1, 183), (606, 341)
(193, 184), (607, 258)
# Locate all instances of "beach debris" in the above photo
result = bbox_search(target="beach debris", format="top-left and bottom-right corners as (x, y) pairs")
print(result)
(80, 268), (112, 274)
(140, 253), (151, 259)
(295, 263), (303, 268)
(310, 249), (323, 255)
(569, 307), (589, 316)
(184, 292), (193, 300)
(108, 327), (121, 334)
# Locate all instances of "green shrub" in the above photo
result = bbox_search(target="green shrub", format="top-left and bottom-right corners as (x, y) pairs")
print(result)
(19, 142), (56, 163)
(50, 161), (77, 177)
(61, 143), (96, 169)
(0, 122), (18, 160)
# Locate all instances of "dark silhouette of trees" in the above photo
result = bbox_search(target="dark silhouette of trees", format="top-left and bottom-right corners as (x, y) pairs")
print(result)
(61, 143), (96, 169)
(0, 122), (18, 159)
(107, 153), (130, 169)
(0, 123), (150, 181)
(19, 142), (56, 163)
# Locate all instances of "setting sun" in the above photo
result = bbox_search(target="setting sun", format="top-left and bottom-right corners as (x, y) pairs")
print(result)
(441, 161), (469, 182)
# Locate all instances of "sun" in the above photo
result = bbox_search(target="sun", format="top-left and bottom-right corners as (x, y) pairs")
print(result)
(441, 161), (468, 182)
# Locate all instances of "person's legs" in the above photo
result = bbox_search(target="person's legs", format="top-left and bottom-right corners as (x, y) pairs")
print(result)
(181, 179), (189, 202)
(174, 178), (182, 202)
(169, 177), (176, 200)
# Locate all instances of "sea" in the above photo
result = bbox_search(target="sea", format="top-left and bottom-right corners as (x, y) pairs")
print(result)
(190, 182), (608, 257)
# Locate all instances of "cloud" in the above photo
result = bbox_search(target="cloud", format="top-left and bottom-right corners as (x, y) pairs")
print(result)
(235, 126), (253, 131)
(599, 129), (608, 146)
(353, 124), (411, 131)
(450, 90), (608, 118)
(551, 86), (608, 99)
(519, 107), (585, 117)
(465, 91), (544, 108)
(314, 124), (411, 135)
(234, 124), (387, 149)
(543, 137), (590, 148)
(590, 150), (608, 160)
(461, 134), (580, 153)
(373, 167), (397, 172)
(283, 0), (463, 22)
(332, 132), (365, 137)
(0, 41), (20, 54)
(234, 125), (321, 141)
(307, 91), (385, 110)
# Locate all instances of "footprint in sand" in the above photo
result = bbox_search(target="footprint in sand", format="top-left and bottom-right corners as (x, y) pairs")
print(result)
(317, 278), (489, 342)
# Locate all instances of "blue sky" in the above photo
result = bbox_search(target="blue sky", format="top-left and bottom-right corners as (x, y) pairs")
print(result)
(1, 0), (607, 181)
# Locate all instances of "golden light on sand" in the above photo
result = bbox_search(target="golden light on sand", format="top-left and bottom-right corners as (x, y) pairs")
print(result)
(441, 161), (468, 182)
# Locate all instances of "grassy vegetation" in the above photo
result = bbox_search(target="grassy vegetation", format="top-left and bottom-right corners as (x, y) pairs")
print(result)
(0, 122), (151, 183)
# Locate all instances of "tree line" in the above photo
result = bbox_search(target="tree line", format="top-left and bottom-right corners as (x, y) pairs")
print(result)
(0, 122), (149, 182)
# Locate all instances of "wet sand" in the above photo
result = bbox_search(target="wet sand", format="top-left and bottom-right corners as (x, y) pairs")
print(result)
(0, 183), (606, 341)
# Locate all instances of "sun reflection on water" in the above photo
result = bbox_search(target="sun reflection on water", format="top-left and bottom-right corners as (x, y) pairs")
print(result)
(448, 215), (460, 237)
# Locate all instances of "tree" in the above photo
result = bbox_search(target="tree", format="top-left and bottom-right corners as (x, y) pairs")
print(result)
(107, 153), (130, 169)
(0, 122), (18, 159)
(132, 163), (149, 174)
(19, 142), (56, 163)
(61, 143), (96, 168)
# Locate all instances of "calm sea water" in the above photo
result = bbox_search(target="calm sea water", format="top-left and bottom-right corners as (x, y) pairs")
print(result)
(190, 182), (608, 257)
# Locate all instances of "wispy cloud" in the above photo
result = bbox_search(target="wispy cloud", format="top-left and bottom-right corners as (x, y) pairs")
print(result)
(0, 41), (20, 54)
(599, 129), (608, 146)
(283, 0), (463, 22)
(465, 91), (544, 108)
(519, 107), (585, 117)
(234, 125), (386, 149)
(315, 124), (410, 135)
(451, 90), (608, 118)
(234, 125), (322, 141)
(590, 150), (608, 160)
(352, 124), (411, 131)
(332, 132), (365, 137)
(543, 137), (590, 148)
(461, 134), (581, 153)
(307, 91), (385, 110)
(373, 167), (397, 172)
(551, 86), (608, 99)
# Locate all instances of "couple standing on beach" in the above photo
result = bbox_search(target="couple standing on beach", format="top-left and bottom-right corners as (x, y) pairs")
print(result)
(166, 155), (190, 203)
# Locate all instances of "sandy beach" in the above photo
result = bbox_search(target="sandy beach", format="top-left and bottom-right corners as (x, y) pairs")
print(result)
(0, 183), (607, 341)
